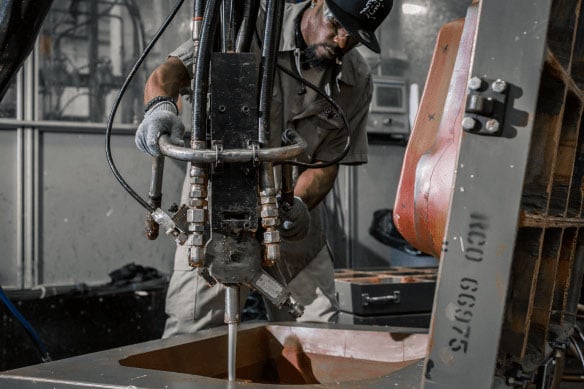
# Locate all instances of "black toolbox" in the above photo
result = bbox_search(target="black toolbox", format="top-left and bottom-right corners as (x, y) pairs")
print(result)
(334, 267), (437, 328)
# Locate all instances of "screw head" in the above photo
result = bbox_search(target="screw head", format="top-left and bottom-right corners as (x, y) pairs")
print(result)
(491, 79), (507, 93)
(468, 76), (483, 91)
(485, 119), (500, 133)
(462, 116), (477, 131)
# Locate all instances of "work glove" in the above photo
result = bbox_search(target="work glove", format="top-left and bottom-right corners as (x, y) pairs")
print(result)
(135, 99), (185, 157)
(278, 195), (310, 241)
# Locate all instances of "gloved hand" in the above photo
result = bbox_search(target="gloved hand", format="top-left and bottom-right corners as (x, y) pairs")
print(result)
(135, 99), (185, 157)
(278, 195), (310, 241)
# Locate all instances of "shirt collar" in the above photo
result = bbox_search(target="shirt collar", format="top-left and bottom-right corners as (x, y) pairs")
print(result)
(278, 1), (309, 51)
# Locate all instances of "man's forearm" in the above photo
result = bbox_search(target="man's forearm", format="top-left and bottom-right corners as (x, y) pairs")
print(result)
(144, 56), (190, 104)
(294, 164), (339, 210)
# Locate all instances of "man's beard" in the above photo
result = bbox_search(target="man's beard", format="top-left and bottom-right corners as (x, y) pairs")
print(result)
(303, 44), (343, 70)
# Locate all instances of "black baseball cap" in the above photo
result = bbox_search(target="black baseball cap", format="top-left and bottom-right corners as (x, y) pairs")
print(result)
(324, 0), (393, 53)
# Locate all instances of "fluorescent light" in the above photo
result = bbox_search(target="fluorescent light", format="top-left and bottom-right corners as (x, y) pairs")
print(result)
(402, 3), (428, 15)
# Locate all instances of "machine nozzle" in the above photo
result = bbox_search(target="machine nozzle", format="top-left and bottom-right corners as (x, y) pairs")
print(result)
(286, 296), (304, 319)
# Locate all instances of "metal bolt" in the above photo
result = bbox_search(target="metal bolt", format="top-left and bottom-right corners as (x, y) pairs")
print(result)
(462, 116), (477, 131)
(491, 79), (507, 93)
(485, 119), (500, 133)
(228, 251), (240, 262)
(241, 104), (250, 114)
(218, 105), (226, 113)
(468, 76), (483, 91)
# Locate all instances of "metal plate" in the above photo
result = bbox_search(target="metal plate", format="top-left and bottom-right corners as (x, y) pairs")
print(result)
(423, 0), (552, 387)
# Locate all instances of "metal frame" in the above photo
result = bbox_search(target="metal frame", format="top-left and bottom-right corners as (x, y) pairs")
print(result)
(15, 51), (39, 289)
(7, 49), (136, 289)
(422, 0), (552, 387)
(0, 119), (137, 134)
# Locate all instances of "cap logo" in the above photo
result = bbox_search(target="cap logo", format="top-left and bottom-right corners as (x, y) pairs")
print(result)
(359, 0), (383, 20)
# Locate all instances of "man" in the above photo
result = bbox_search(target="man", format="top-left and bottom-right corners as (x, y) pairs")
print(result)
(135, 0), (393, 337)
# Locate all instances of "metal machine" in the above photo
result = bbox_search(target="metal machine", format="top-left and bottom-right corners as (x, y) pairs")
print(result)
(366, 75), (411, 140)
(1, 0), (583, 387)
(126, 0), (311, 381)
(394, 0), (584, 387)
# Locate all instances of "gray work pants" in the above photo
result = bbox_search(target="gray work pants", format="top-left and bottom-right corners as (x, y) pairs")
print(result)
(162, 244), (339, 338)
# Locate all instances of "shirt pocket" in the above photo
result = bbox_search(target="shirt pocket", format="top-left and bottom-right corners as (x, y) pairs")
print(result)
(295, 100), (347, 161)
(293, 99), (343, 131)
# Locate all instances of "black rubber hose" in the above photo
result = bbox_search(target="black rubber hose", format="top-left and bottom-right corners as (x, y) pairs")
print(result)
(192, 0), (222, 143)
(235, 0), (260, 53)
(0, 285), (51, 362)
(258, 0), (284, 145)
(105, 0), (185, 211)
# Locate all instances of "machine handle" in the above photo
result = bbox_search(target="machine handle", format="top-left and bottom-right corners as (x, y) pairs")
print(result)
(361, 291), (401, 306)
(158, 129), (307, 163)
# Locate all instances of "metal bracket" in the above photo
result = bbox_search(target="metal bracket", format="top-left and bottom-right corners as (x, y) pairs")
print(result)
(361, 291), (401, 306)
(248, 140), (260, 166)
(462, 77), (509, 135)
(212, 140), (224, 167)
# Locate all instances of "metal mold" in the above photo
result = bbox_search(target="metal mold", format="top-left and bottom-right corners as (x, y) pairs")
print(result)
(0, 322), (428, 388)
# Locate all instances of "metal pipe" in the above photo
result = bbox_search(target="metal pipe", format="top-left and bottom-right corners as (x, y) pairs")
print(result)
(562, 374), (584, 382)
(88, 0), (102, 122)
(281, 159), (294, 204)
(24, 48), (37, 288)
(220, 0), (235, 52)
(227, 322), (237, 381)
(145, 156), (165, 240)
(225, 286), (240, 381)
(16, 71), (25, 289)
(192, 0), (221, 144)
(159, 129), (307, 163)
(0, 119), (137, 133)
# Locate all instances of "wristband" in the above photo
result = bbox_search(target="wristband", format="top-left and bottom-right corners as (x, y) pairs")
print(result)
(144, 96), (177, 113)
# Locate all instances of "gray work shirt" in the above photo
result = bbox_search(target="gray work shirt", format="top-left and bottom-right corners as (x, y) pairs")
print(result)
(170, 0), (373, 278)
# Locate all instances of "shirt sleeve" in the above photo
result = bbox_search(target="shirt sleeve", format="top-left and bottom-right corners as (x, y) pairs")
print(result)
(169, 40), (195, 79)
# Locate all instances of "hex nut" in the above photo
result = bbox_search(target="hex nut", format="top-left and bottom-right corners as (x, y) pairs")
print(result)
(468, 76), (483, 91)
(265, 244), (280, 262)
(261, 207), (278, 218)
(263, 230), (281, 244)
(462, 116), (477, 131)
(187, 208), (206, 223)
(262, 217), (278, 228)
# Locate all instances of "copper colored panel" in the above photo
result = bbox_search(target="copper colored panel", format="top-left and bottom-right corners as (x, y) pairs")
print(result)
(393, 6), (478, 258)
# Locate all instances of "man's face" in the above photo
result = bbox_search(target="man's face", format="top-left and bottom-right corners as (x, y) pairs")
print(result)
(303, 1), (359, 68)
